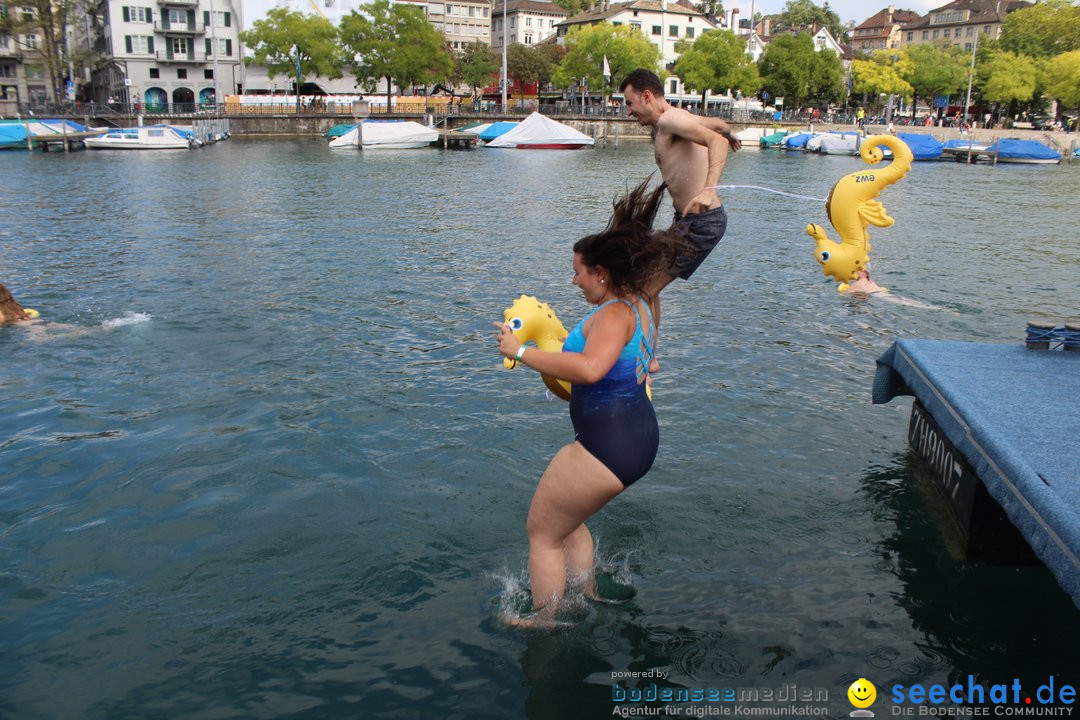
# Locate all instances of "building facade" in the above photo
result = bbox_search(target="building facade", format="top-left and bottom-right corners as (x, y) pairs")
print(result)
(87, 0), (243, 107)
(900, 0), (1030, 52)
(555, 0), (719, 98)
(851, 5), (921, 53)
(491, 0), (565, 52)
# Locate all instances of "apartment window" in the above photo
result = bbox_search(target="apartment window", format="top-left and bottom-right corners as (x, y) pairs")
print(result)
(171, 37), (188, 55)
(964, 42), (972, 51)
(983, 25), (991, 34)
(177, 68), (187, 79)
(203, 10), (230, 27)
(167, 8), (186, 25)
(685, 26), (694, 38)
(524, 33), (532, 44)
(966, 26), (974, 37)
(922, 30), (928, 39)
(125, 34), (153, 53)
(0, 63), (15, 77)
(525, 16), (531, 26)
(204, 69), (213, 79)
(668, 25), (678, 37)
(652, 25), (661, 35)
(428, 3), (443, 13)
(24, 33), (37, 49)
(907, 31), (913, 41)
(669, 79), (677, 95)
(630, 21), (641, 32)
(24, 63), (45, 79)
(149, 67), (159, 78)
(612, 21), (621, 26)
(932, 29), (938, 38)
(123, 6), (152, 22)
(943, 28), (950, 38)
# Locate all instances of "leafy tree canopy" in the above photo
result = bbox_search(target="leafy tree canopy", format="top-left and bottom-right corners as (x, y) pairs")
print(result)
(757, 32), (817, 106)
(552, 22), (663, 91)
(240, 7), (343, 82)
(977, 50), (1037, 104)
(674, 29), (759, 100)
(851, 49), (913, 98)
(770, 0), (847, 44)
(455, 41), (498, 96)
(1000, 0), (1080, 58)
(901, 42), (968, 103)
(1041, 49), (1080, 108)
(549, 0), (591, 17)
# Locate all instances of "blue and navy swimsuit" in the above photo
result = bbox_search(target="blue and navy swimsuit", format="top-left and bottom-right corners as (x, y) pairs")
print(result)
(562, 298), (658, 487)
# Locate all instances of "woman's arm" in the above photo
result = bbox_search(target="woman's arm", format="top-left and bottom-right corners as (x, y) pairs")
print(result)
(495, 303), (633, 385)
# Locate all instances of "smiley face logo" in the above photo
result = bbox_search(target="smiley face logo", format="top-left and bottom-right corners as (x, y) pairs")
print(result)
(848, 678), (877, 709)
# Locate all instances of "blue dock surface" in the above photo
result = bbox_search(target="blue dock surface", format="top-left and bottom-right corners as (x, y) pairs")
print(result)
(873, 339), (1080, 607)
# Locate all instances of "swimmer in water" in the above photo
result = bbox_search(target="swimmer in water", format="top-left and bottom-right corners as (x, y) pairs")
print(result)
(841, 269), (884, 295)
(494, 179), (690, 627)
(0, 283), (38, 324)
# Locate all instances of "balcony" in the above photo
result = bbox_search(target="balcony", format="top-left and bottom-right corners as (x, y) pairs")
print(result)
(154, 20), (205, 34)
(155, 49), (205, 63)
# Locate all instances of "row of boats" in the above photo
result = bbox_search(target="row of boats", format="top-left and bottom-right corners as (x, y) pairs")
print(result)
(0, 118), (227, 150)
(735, 127), (1069, 164)
(325, 112), (595, 150)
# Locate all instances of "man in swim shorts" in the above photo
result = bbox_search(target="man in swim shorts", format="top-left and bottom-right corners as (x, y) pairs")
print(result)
(619, 69), (739, 356)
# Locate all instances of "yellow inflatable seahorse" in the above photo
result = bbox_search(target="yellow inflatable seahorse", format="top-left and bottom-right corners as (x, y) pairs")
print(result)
(806, 134), (913, 286)
(503, 294), (572, 401)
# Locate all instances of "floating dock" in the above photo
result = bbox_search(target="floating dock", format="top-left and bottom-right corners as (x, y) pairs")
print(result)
(873, 338), (1080, 607)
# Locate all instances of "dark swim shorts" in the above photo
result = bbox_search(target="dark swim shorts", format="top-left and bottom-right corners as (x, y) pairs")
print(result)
(670, 205), (728, 280)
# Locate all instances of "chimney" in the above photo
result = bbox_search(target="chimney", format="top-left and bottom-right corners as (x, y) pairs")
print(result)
(730, 7), (739, 32)
(887, 4), (894, 22)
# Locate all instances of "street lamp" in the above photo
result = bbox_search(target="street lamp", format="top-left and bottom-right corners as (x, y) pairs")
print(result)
(291, 43), (302, 114)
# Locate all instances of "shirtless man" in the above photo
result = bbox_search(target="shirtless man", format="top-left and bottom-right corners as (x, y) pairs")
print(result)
(619, 69), (740, 368)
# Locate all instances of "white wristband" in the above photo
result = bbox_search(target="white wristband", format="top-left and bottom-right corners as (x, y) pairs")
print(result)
(515, 345), (528, 362)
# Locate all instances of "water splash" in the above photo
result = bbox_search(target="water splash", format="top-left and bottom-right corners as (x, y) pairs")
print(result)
(102, 312), (151, 329)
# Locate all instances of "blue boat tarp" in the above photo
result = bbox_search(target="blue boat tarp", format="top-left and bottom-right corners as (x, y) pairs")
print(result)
(874, 339), (1080, 607)
(0, 126), (28, 146)
(987, 138), (1061, 161)
(896, 132), (943, 160)
(478, 121), (519, 142)
(782, 132), (814, 149)
(324, 123), (355, 138)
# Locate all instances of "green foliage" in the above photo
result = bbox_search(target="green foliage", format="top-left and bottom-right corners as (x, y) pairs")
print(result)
(549, 0), (591, 16)
(771, 0), (847, 44)
(455, 41), (498, 96)
(851, 49), (913, 98)
(552, 22), (663, 92)
(758, 33), (843, 106)
(901, 43), (968, 106)
(1041, 49), (1080, 108)
(340, 0), (452, 98)
(674, 29), (759, 99)
(0, 0), (88, 100)
(240, 7), (343, 82)
(693, 0), (724, 22)
(1000, 0), (1080, 58)
(976, 50), (1036, 104)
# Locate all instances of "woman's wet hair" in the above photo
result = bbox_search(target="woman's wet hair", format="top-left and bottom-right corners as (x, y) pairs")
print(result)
(0, 283), (31, 323)
(573, 178), (689, 295)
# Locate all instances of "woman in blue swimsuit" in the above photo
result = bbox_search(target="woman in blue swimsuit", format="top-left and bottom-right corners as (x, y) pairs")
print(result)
(495, 180), (688, 623)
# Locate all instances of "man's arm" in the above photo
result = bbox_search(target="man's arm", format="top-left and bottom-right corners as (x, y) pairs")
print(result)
(695, 115), (742, 151)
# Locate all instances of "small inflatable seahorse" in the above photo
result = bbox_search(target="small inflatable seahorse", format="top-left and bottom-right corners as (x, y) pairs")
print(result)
(806, 134), (913, 285)
(503, 294), (571, 401)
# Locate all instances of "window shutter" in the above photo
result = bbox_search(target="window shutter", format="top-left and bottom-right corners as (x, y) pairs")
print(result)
(224, 12), (230, 27)
(122, 6), (129, 21)
(225, 39), (232, 55)
(203, 10), (209, 26)
(147, 36), (154, 53)
(205, 38), (211, 55)
(147, 8), (152, 23)
(125, 35), (132, 53)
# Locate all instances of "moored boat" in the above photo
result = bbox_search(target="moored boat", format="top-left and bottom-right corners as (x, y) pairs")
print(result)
(328, 120), (438, 149)
(482, 113), (593, 149)
(85, 125), (195, 150)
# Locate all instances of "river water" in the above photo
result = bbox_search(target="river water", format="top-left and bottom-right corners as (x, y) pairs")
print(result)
(1, 139), (1078, 719)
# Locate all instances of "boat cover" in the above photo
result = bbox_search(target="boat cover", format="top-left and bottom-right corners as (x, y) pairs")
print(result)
(328, 121), (437, 148)
(817, 133), (860, 155)
(0, 125), (28, 145)
(943, 138), (988, 149)
(782, 132), (815, 149)
(896, 132), (943, 160)
(324, 123), (355, 138)
(477, 121), (519, 142)
(874, 339), (1080, 607)
(484, 113), (594, 148)
(987, 138), (1061, 161)
(759, 130), (787, 146)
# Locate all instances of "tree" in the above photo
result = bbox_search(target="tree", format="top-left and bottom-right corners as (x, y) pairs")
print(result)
(549, 0), (591, 17)
(850, 50), (913, 110)
(757, 33), (816, 107)
(240, 7), (343, 111)
(693, 0), (724, 24)
(0, 0), (87, 103)
(1041, 49), (1080, 110)
(552, 22), (663, 95)
(455, 41), (498, 98)
(807, 46), (845, 106)
(901, 43), (967, 118)
(770, 0), (847, 44)
(340, 0), (453, 105)
(977, 50), (1037, 106)
(1000, 0), (1080, 58)
(674, 29), (759, 106)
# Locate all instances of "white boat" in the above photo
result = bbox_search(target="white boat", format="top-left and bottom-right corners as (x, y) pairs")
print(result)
(482, 112), (593, 149)
(734, 127), (769, 149)
(328, 120), (438, 149)
(85, 125), (194, 150)
(817, 133), (863, 155)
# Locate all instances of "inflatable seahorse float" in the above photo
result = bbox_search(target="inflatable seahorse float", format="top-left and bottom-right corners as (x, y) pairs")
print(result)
(806, 134), (913, 288)
(502, 294), (572, 401)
